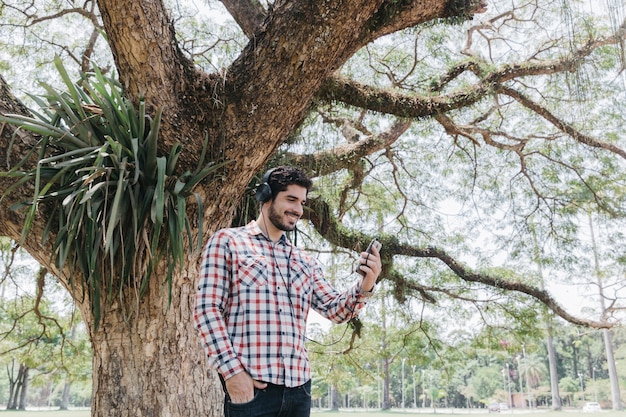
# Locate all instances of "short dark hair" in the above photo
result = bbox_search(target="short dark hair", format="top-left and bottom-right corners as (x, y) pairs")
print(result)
(267, 166), (312, 200)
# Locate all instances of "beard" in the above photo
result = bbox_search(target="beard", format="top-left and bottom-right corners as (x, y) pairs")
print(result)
(267, 201), (297, 232)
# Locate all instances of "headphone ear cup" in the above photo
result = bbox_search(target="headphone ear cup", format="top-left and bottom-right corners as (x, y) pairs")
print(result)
(255, 182), (272, 203)
(256, 167), (277, 203)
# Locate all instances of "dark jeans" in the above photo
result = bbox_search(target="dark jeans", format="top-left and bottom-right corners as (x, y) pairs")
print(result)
(224, 380), (311, 417)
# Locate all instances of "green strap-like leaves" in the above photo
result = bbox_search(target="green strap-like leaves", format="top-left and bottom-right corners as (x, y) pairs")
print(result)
(1, 56), (231, 329)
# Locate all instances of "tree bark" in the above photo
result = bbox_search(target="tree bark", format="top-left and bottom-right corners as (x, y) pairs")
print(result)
(61, 324), (78, 410)
(546, 333), (562, 410)
(382, 356), (391, 410)
(330, 385), (340, 411)
(87, 264), (223, 417)
(7, 363), (28, 410)
(6, 359), (15, 410)
(590, 215), (624, 410)
(61, 380), (71, 410)
(603, 329), (623, 410)
(18, 365), (28, 410)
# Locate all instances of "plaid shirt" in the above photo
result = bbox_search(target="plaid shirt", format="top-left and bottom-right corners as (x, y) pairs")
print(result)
(194, 221), (369, 387)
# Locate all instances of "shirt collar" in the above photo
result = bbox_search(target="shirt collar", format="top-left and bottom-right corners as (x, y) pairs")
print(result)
(247, 220), (288, 245)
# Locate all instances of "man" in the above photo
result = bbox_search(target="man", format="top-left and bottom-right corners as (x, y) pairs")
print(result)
(194, 166), (382, 417)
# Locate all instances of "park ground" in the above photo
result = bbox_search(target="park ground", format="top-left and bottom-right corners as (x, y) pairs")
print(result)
(0, 408), (622, 416)
(312, 409), (624, 417)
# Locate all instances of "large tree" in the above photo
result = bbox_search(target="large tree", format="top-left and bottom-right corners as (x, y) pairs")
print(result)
(1, 0), (626, 415)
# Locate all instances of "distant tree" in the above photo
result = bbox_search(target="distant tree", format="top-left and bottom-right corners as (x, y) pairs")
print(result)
(471, 367), (501, 403)
(520, 354), (547, 389)
(0, 255), (91, 410)
(5, 360), (28, 410)
(559, 376), (580, 406)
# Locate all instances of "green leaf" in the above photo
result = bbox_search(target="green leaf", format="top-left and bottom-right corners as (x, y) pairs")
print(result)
(166, 143), (182, 175)
(143, 108), (163, 180)
(104, 159), (128, 254)
(182, 160), (232, 196)
(0, 114), (87, 149)
(193, 192), (204, 254)
(151, 157), (166, 226)
(54, 55), (89, 121)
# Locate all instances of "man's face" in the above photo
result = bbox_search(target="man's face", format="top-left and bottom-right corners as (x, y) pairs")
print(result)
(267, 184), (307, 232)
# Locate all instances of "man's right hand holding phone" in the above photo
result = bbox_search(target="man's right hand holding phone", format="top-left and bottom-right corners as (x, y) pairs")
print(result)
(357, 238), (382, 295)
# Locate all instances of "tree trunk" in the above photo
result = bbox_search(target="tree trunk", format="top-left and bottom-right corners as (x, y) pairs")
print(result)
(61, 380), (71, 410)
(382, 357), (391, 410)
(381, 295), (391, 411)
(18, 365), (28, 410)
(330, 385), (340, 411)
(86, 265), (224, 417)
(546, 333), (562, 410)
(6, 359), (16, 410)
(589, 215), (623, 410)
(8, 363), (27, 410)
(61, 324), (77, 410)
(532, 227), (562, 410)
(603, 329), (623, 410)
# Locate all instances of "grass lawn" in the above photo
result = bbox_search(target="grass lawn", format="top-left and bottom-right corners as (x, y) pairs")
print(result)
(0, 408), (620, 416)
(0, 411), (90, 416)
(311, 408), (623, 417)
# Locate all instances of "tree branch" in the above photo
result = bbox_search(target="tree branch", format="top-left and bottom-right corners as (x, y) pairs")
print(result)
(218, 0), (265, 38)
(421, 244), (611, 328)
(305, 197), (613, 329)
(317, 74), (491, 118)
(318, 20), (626, 122)
(221, 0), (487, 54)
(499, 85), (626, 160)
(285, 119), (412, 175)
(362, 0), (484, 43)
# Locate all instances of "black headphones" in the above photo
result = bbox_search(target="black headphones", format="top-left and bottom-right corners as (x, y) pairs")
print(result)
(255, 167), (277, 203)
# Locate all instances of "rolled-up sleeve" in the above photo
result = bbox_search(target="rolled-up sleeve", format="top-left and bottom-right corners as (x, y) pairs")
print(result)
(309, 259), (368, 324)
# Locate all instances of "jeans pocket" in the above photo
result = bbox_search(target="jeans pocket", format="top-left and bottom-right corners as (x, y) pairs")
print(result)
(299, 380), (312, 397)
(226, 389), (263, 417)
(228, 389), (261, 406)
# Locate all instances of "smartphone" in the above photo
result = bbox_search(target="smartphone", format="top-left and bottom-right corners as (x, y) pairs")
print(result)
(356, 238), (382, 276)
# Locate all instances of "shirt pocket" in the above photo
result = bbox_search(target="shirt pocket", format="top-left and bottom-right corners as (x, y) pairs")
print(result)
(236, 256), (269, 287)
(289, 259), (313, 299)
